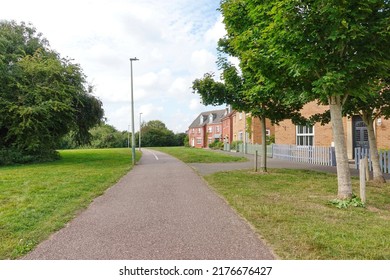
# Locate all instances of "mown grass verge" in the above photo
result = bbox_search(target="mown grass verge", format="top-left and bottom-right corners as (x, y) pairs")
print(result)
(205, 169), (390, 259)
(0, 148), (139, 259)
(152, 147), (247, 163)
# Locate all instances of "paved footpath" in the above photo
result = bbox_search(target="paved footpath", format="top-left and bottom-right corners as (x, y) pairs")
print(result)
(24, 149), (275, 260)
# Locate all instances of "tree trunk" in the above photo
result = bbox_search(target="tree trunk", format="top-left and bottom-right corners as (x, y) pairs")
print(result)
(362, 112), (386, 184)
(260, 116), (267, 172)
(329, 96), (352, 199)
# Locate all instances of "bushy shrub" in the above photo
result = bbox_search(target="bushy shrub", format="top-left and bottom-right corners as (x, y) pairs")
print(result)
(184, 135), (190, 147)
(230, 140), (243, 150)
(0, 149), (60, 165)
(209, 140), (224, 150)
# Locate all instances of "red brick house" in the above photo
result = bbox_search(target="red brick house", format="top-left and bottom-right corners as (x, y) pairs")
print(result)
(196, 107), (275, 146)
(188, 109), (226, 148)
(221, 108), (234, 144)
(227, 110), (275, 145)
(275, 101), (390, 158)
(250, 116), (275, 144)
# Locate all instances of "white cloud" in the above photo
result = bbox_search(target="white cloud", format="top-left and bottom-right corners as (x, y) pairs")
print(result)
(189, 98), (202, 111)
(205, 15), (226, 45)
(1, 0), (224, 133)
(191, 49), (217, 77)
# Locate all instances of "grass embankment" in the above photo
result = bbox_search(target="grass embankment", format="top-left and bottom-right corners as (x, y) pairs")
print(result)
(0, 148), (139, 259)
(205, 169), (390, 259)
(152, 147), (247, 163)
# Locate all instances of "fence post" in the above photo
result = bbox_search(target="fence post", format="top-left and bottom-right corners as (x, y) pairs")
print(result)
(330, 147), (336, 166)
(387, 151), (390, 174)
(364, 156), (370, 182)
(254, 150), (258, 172)
(360, 158), (366, 204)
(355, 148), (359, 169)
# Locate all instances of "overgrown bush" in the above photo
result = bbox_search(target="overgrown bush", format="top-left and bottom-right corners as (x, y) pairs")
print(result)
(230, 140), (243, 151)
(209, 140), (224, 150)
(0, 149), (60, 165)
(184, 135), (190, 147)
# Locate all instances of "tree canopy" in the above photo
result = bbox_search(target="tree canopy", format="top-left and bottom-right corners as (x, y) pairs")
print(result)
(0, 21), (104, 164)
(139, 120), (184, 147)
(205, 0), (389, 198)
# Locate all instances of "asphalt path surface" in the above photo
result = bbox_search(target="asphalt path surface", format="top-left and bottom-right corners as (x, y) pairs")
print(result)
(24, 149), (275, 260)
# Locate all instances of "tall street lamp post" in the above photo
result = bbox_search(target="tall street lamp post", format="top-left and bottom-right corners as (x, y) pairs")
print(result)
(139, 112), (143, 151)
(130, 57), (139, 165)
(127, 125), (130, 148)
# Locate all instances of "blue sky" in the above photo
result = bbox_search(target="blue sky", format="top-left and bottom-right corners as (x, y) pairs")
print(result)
(1, 0), (227, 132)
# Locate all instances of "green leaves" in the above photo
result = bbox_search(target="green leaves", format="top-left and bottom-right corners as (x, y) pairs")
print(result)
(329, 194), (366, 209)
(0, 21), (104, 164)
(192, 73), (229, 106)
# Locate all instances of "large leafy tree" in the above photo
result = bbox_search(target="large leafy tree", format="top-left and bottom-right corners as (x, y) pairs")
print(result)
(140, 120), (177, 147)
(89, 124), (127, 148)
(344, 79), (390, 183)
(0, 21), (103, 163)
(193, 2), (305, 172)
(229, 0), (389, 199)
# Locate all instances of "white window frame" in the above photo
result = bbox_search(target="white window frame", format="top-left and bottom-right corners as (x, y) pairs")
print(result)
(296, 125), (314, 146)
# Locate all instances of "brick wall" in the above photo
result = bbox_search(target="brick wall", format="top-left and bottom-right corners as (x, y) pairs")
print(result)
(275, 101), (335, 146)
(376, 118), (390, 149)
(188, 126), (206, 148)
(222, 115), (233, 144)
(251, 117), (275, 144)
(274, 101), (390, 153)
(206, 123), (222, 146)
(232, 111), (246, 141)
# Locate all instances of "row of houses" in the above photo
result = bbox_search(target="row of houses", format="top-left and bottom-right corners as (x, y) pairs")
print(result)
(187, 101), (390, 159)
(188, 107), (274, 149)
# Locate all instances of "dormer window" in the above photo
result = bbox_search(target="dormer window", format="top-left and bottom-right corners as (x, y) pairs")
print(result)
(200, 115), (204, 125)
(209, 114), (214, 124)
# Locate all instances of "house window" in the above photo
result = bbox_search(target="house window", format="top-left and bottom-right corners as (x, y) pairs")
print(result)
(198, 128), (201, 134)
(196, 138), (202, 144)
(209, 114), (213, 123)
(208, 126), (213, 133)
(239, 112), (243, 120)
(192, 128), (194, 134)
(296, 125), (314, 146)
(238, 131), (243, 141)
(216, 126), (220, 133)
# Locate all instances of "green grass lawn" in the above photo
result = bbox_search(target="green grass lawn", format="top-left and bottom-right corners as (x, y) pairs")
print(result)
(0, 148), (139, 259)
(152, 147), (247, 163)
(205, 169), (390, 259)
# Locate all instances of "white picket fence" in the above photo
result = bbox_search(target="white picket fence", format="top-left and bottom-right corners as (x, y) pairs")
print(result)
(355, 148), (390, 174)
(225, 143), (336, 166)
(272, 144), (336, 166)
